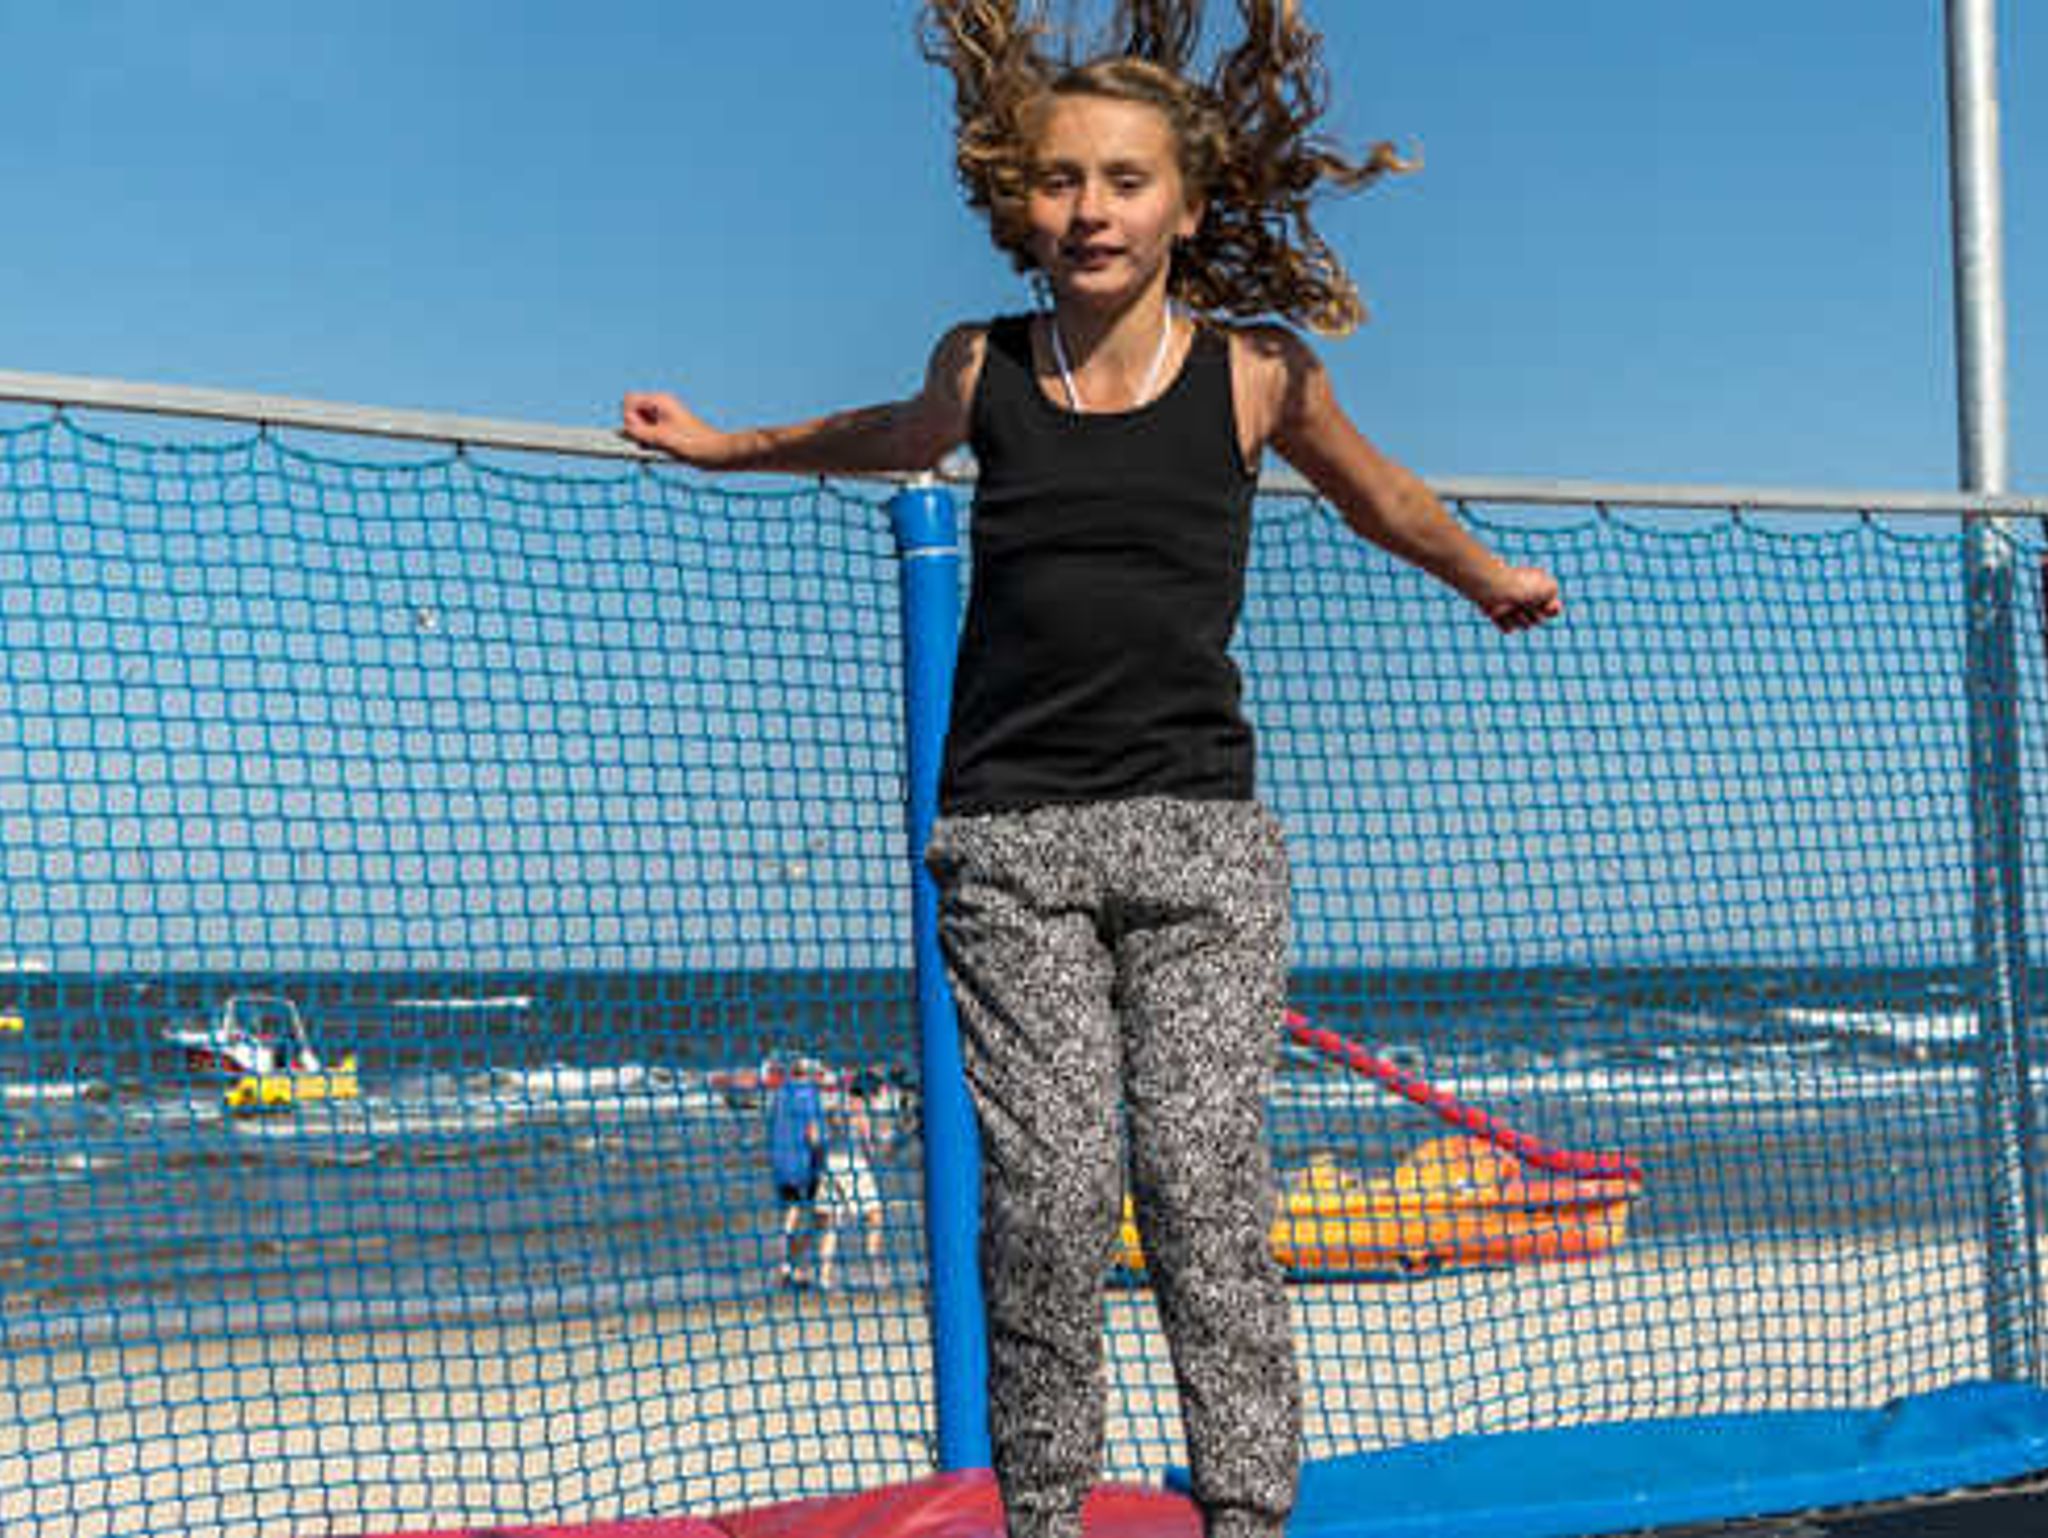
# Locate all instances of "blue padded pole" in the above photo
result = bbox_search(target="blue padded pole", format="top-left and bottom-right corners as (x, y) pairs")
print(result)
(889, 479), (991, 1468)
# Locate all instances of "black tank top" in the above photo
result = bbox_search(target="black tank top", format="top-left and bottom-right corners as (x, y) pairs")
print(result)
(938, 313), (1258, 815)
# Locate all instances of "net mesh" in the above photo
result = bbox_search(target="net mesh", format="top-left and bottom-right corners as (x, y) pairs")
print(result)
(0, 412), (2042, 1537)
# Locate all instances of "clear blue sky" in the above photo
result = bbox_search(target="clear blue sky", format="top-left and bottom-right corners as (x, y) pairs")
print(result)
(0, 4), (2038, 975)
(0, 1), (2041, 493)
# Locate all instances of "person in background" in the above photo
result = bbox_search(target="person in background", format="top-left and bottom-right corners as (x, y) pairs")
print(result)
(814, 1071), (888, 1289)
(766, 1057), (826, 1287)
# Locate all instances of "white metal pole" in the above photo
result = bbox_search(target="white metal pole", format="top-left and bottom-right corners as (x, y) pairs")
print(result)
(1949, 0), (2011, 496)
(1946, 0), (2041, 1384)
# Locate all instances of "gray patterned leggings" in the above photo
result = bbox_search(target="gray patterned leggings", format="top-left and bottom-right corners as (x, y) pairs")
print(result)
(927, 797), (1301, 1538)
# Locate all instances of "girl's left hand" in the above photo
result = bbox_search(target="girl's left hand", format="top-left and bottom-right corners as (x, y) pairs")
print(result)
(1478, 566), (1564, 633)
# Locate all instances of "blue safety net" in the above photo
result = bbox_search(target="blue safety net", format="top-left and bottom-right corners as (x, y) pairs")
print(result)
(0, 408), (2044, 1538)
(0, 416), (932, 1535)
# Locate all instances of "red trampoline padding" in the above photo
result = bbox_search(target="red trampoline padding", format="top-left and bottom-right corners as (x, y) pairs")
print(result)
(352, 1470), (1198, 1538)
(717, 1470), (1201, 1538)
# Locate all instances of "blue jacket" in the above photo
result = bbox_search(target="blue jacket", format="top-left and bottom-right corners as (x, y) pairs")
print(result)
(768, 1080), (824, 1188)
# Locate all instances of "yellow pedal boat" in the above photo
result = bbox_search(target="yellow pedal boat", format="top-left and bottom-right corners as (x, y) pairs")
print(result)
(1117, 1134), (1643, 1278)
(165, 993), (362, 1113)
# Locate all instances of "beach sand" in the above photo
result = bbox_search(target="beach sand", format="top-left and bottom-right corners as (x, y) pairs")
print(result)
(0, 1239), (2001, 1538)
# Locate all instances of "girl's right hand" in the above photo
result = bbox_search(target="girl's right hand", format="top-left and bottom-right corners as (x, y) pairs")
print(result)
(620, 391), (727, 466)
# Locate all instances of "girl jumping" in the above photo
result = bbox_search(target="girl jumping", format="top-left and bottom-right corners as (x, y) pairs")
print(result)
(623, 6), (1561, 1537)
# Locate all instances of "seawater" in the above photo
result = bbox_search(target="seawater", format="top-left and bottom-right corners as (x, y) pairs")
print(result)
(0, 964), (2038, 1340)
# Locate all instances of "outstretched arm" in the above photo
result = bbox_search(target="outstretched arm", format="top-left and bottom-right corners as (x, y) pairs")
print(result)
(1249, 328), (1561, 632)
(621, 325), (984, 477)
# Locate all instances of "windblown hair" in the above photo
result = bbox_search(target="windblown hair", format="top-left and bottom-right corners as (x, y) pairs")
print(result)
(919, 1), (1411, 334)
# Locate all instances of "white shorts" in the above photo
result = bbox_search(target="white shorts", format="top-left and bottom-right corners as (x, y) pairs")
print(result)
(819, 1146), (881, 1221)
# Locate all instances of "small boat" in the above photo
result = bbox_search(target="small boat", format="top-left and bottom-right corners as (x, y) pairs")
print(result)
(1117, 1134), (1643, 1279)
(163, 993), (359, 1112)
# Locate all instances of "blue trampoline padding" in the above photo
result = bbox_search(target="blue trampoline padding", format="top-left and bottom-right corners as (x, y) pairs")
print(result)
(1169, 1382), (2048, 1538)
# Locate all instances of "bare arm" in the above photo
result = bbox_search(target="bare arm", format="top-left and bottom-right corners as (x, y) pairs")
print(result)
(621, 325), (984, 477)
(1246, 327), (1562, 632)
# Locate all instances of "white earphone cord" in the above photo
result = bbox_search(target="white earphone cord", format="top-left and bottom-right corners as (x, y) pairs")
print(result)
(1048, 304), (1176, 413)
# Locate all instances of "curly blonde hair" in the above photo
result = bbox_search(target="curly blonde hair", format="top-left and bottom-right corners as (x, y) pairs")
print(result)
(919, 1), (1411, 335)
